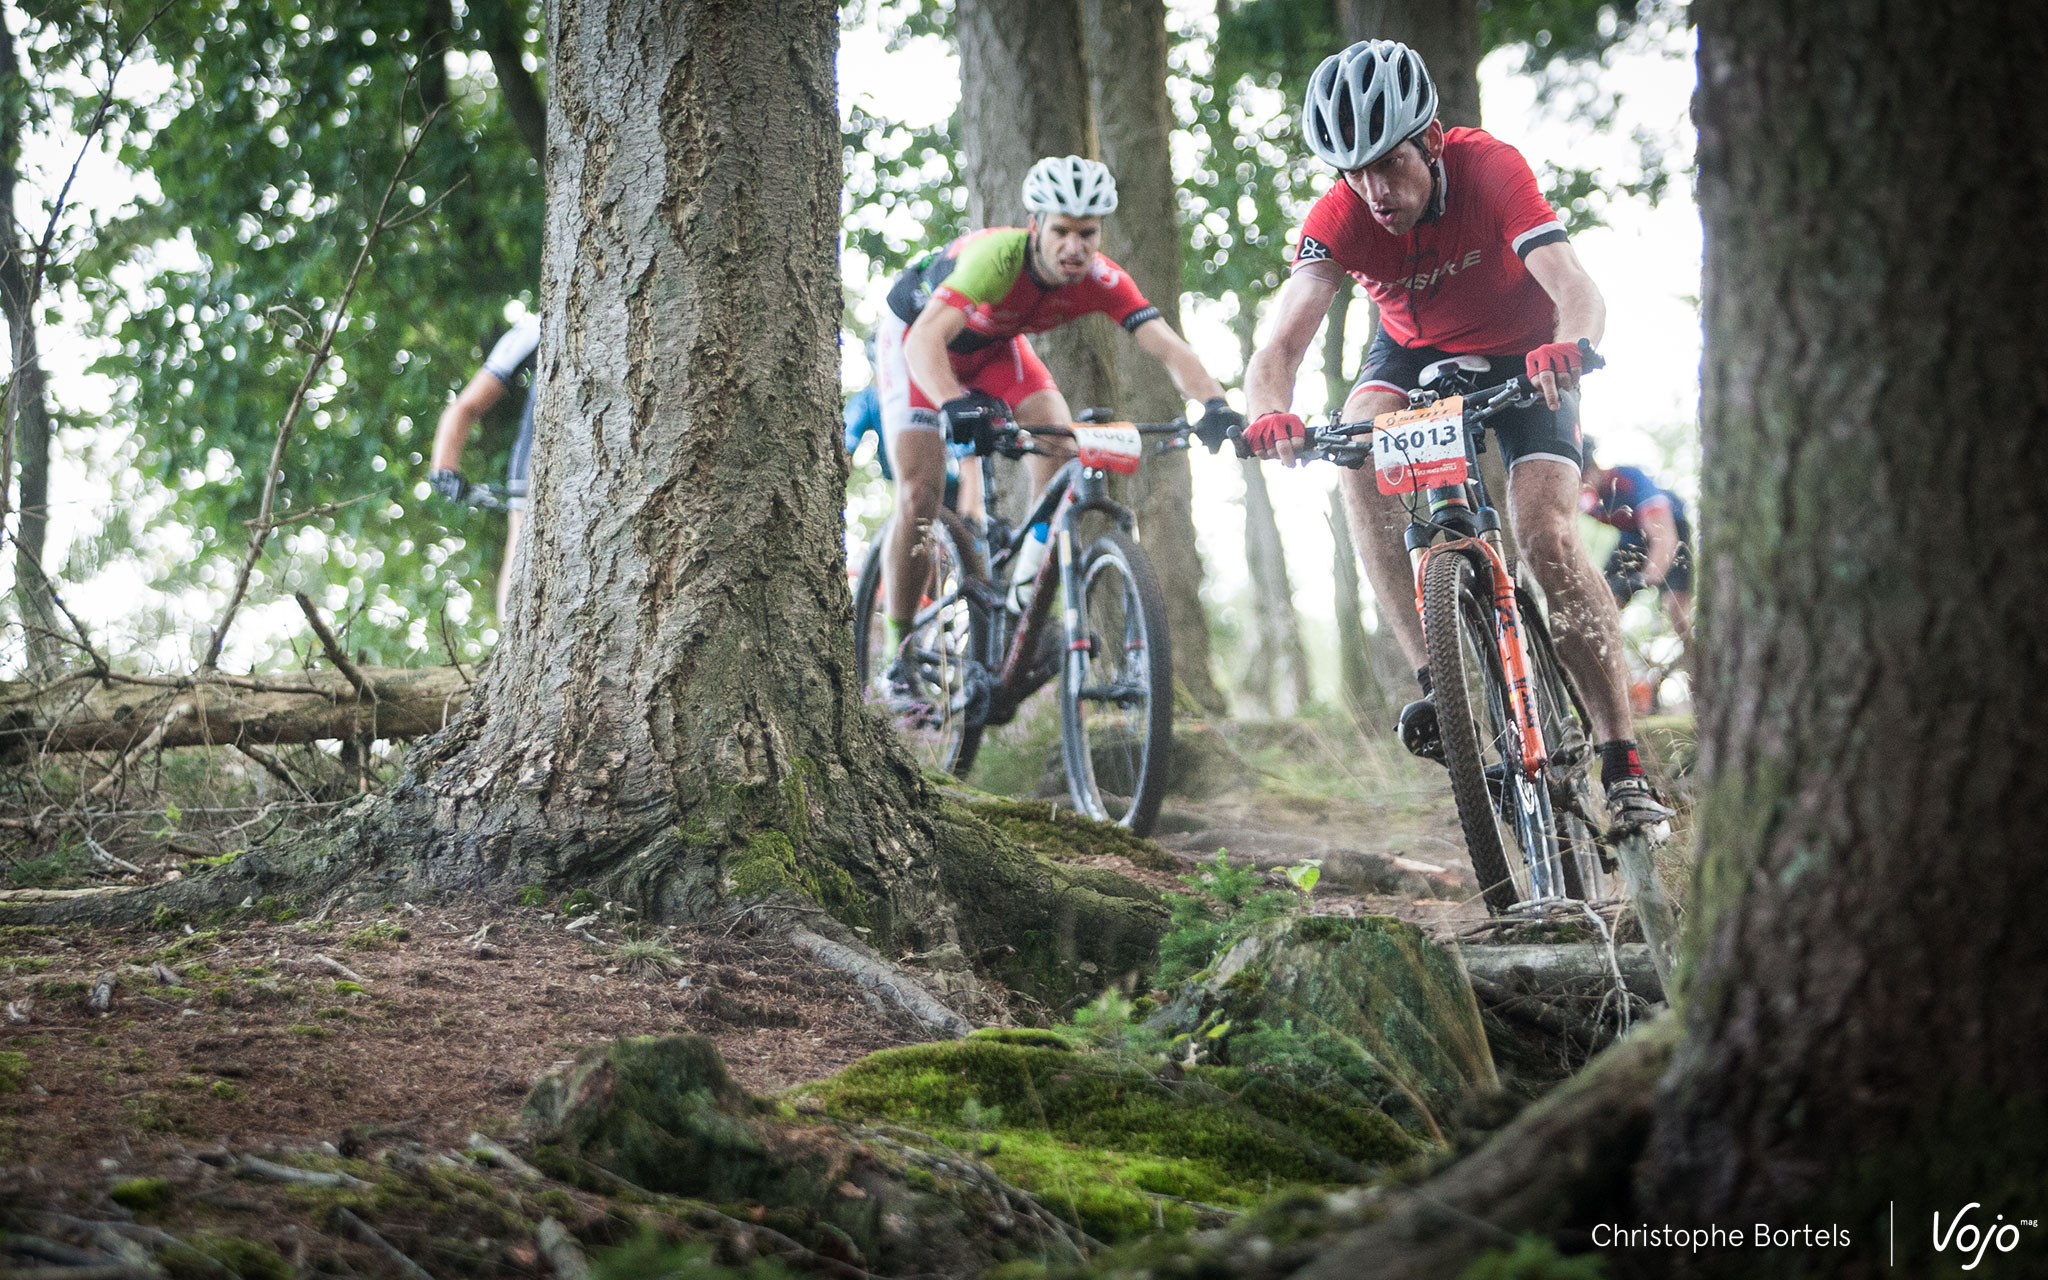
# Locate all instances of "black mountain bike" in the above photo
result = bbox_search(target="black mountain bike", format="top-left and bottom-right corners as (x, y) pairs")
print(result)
(852, 409), (1190, 834)
(1298, 346), (1613, 913)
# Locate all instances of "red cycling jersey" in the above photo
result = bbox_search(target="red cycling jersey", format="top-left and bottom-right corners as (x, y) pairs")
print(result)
(1290, 127), (1568, 355)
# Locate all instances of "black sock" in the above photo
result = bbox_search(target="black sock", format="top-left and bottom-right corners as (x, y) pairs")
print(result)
(1599, 740), (1644, 787)
(1415, 665), (1433, 697)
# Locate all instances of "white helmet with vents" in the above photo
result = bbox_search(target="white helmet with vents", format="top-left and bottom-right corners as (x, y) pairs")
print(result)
(1301, 39), (1439, 170)
(1021, 155), (1119, 217)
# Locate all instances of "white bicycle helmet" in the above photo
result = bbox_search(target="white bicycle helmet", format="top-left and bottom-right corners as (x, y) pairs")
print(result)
(1021, 155), (1119, 217)
(1301, 40), (1439, 170)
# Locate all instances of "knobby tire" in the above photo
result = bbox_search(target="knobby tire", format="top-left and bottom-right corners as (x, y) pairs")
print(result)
(853, 508), (988, 776)
(1423, 552), (1524, 915)
(1059, 529), (1173, 835)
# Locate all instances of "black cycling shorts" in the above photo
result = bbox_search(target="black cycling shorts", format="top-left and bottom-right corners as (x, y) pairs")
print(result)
(1350, 330), (1584, 471)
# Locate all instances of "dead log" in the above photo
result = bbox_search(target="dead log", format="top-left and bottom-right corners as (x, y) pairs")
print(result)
(1459, 942), (1665, 1005)
(0, 666), (470, 760)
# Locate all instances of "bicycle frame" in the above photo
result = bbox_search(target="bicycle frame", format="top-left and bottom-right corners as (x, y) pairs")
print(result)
(973, 448), (1136, 726)
(1410, 527), (1549, 778)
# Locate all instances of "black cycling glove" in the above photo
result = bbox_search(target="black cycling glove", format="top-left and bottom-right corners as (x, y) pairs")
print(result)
(428, 468), (468, 502)
(1194, 397), (1243, 454)
(941, 390), (1008, 453)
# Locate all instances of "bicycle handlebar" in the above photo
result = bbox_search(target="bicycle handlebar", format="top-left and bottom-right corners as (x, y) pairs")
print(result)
(1301, 341), (1606, 464)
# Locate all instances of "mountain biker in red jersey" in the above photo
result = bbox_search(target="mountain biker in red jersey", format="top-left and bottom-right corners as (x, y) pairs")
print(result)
(1240, 40), (1672, 827)
(874, 155), (1243, 706)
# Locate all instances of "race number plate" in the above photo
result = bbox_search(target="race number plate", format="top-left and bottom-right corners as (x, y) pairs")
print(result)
(1072, 423), (1143, 475)
(1372, 396), (1468, 494)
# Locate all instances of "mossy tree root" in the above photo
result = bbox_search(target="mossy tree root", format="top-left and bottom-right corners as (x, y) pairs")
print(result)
(1288, 1014), (1676, 1280)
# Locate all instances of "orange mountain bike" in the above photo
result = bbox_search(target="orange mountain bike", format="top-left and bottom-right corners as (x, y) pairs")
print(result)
(1300, 343), (1612, 913)
(852, 408), (1193, 834)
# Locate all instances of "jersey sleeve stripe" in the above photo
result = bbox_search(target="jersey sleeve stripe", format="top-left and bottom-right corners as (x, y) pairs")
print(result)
(1512, 222), (1568, 258)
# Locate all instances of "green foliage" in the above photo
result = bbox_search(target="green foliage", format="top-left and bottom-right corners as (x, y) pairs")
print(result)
(3, 834), (87, 889)
(1154, 851), (1300, 986)
(0, 1050), (28, 1092)
(162, 1232), (292, 1280)
(515, 885), (548, 907)
(559, 889), (599, 918)
(1460, 1233), (1607, 1279)
(64, 0), (548, 652)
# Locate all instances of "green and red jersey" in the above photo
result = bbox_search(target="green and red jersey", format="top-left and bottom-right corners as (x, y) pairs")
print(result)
(886, 227), (1161, 352)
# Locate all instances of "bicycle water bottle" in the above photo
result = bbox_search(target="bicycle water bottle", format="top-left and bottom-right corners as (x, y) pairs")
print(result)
(1009, 522), (1051, 612)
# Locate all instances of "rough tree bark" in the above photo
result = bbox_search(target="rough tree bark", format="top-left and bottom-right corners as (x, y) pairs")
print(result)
(1295, 4), (2048, 1275)
(1083, 0), (1226, 715)
(0, 10), (58, 674)
(1337, 0), (1481, 129)
(953, 0), (1111, 528)
(1631, 0), (2048, 1263)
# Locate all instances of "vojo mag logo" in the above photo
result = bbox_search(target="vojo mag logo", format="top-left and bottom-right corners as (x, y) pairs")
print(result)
(1932, 1204), (2036, 1270)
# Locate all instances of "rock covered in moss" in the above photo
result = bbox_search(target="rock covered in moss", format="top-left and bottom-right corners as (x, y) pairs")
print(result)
(799, 1036), (1422, 1241)
(1155, 914), (1498, 1140)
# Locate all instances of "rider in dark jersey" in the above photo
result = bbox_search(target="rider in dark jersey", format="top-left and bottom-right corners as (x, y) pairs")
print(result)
(1240, 39), (1671, 829)
(428, 312), (538, 619)
(873, 156), (1243, 706)
(1581, 441), (1695, 645)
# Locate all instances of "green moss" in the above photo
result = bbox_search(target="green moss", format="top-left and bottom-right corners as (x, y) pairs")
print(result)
(286, 1024), (330, 1039)
(332, 981), (365, 995)
(109, 1175), (174, 1211)
(161, 1232), (291, 1280)
(346, 921), (410, 948)
(963, 797), (1178, 872)
(0, 955), (52, 974)
(516, 885), (548, 907)
(0, 1051), (28, 1092)
(967, 1027), (1073, 1050)
(32, 978), (88, 1000)
(211, 1080), (243, 1101)
(800, 1039), (1420, 1240)
(723, 830), (869, 927)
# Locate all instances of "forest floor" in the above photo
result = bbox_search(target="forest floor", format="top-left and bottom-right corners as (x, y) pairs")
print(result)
(0, 710), (1696, 1272)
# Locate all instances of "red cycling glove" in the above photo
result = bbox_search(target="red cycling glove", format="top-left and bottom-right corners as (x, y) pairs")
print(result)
(1524, 342), (1584, 384)
(1246, 412), (1308, 455)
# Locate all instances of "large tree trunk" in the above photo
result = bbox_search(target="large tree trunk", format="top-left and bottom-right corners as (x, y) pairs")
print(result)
(953, 0), (1107, 526)
(1083, 0), (1225, 716)
(1633, 0), (2048, 1258)
(0, 11), (57, 675)
(1338, 0), (1481, 129)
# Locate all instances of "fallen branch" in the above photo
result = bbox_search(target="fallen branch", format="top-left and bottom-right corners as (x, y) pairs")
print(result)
(534, 1218), (589, 1280)
(1459, 942), (1664, 1005)
(236, 1154), (371, 1189)
(332, 1208), (436, 1280)
(293, 593), (374, 704)
(83, 700), (192, 799)
(0, 666), (470, 758)
(788, 927), (974, 1039)
(465, 1133), (542, 1182)
(310, 953), (366, 984)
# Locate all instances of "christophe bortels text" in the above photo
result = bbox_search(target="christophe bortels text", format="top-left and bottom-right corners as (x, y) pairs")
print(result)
(1591, 1224), (1852, 1251)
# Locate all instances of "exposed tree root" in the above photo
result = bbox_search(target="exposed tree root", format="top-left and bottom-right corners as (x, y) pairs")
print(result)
(1287, 1014), (1677, 1280)
(787, 925), (977, 1038)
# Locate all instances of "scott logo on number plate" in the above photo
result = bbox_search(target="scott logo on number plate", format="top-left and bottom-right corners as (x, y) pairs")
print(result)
(1372, 396), (1468, 494)
(1073, 423), (1143, 475)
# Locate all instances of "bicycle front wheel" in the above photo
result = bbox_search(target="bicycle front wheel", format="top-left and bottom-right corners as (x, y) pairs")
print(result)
(855, 508), (988, 776)
(1424, 551), (1557, 914)
(1522, 594), (1610, 902)
(1059, 529), (1172, 834)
